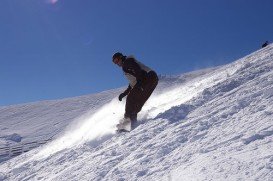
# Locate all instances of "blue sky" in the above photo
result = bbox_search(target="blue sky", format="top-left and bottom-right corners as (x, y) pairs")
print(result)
(1, 0), (273, 106)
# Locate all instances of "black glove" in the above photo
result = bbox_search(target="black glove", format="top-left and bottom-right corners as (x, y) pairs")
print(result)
(118, 93), (126, 101)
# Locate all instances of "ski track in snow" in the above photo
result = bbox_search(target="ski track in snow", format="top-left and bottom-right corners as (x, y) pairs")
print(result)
(1, 45), (273, 180)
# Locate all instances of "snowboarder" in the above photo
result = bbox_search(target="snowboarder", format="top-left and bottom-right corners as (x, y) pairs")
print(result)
(112, 52), (158, 131)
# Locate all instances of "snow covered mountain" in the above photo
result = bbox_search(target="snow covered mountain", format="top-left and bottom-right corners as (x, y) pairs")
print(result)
(1, 44), (273, 180)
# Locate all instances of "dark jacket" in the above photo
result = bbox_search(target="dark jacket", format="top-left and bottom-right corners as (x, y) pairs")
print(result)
(121, 56), (153, 95)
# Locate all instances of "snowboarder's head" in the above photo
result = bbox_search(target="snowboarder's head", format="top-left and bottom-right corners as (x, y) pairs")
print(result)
(112, 52), (124, 67)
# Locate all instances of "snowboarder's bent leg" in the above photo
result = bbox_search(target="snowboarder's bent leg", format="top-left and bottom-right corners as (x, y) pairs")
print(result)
(143, 71), (158, 103)
(125, 86), (142, 121)
(134, 71), (158, 113)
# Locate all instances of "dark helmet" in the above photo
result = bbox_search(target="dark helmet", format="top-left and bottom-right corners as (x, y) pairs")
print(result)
(112, 52), (123, 61)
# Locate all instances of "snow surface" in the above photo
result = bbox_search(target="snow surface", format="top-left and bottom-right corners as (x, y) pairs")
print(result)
(1, 45), (273, 180)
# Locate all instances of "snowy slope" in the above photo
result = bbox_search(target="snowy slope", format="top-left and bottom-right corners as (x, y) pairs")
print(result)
(1, 44), (273, 180)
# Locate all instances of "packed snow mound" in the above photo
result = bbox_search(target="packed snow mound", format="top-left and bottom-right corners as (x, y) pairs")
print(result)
(1, 44), (273, 180)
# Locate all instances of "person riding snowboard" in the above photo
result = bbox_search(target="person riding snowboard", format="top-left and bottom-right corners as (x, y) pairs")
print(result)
(112, 52), (158, 131)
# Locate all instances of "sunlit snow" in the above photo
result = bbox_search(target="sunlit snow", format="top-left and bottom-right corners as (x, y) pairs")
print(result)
(1, 44), (273, 180)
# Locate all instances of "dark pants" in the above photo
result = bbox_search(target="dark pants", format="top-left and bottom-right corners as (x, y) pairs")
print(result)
(125, 71), (158, 121)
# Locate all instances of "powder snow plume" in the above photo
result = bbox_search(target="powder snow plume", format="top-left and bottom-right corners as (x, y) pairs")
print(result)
(33, 98), (124, 160)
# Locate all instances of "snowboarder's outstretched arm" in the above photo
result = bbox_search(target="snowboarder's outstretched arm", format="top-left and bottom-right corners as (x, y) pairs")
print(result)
(118, 85), (132, 101)
(123, 85), (132, 95)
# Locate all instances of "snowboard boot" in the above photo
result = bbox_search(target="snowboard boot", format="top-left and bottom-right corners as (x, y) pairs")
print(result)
(116, 117), (132, 132)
